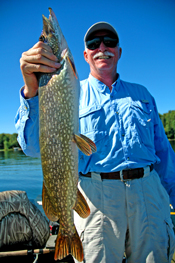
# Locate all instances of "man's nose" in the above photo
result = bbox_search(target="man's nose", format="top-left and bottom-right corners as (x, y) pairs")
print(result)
(98, 41), (106, 52)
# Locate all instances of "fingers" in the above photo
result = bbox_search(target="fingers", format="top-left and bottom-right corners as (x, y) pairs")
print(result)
(21, 60), (60, 75)
(27, 41), (58, 64)
(20, 41), (61, 98)
(20, 41), (61, 74)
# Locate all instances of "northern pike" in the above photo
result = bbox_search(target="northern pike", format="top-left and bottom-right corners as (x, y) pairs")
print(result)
(38, 8), (96, 262)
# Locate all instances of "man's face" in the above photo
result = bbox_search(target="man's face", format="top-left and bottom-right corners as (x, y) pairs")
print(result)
(84, 30), (122, 78)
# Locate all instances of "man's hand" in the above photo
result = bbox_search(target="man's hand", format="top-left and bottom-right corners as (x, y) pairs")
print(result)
(20, 41), (61, 98)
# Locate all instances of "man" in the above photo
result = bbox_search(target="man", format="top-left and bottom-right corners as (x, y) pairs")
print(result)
(15, 22), (175, 262)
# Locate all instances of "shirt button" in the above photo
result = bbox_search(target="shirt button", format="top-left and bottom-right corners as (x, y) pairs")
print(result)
(122, 133), (125, 137)
(127, 157), (130, 160)
(116, 111), (119, 114)
(129, 201), (133, 208)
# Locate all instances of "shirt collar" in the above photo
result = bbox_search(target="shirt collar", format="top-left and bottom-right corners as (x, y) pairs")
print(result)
(88, 73), (120, 93)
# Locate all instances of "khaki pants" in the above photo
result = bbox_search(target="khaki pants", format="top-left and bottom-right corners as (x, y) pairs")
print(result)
(74, 169), (175, 263)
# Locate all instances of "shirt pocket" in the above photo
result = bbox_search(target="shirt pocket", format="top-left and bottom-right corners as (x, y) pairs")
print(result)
(129, 100), (154, 148)
(79, 104), (103, 134)
(79, 104), (108, 155)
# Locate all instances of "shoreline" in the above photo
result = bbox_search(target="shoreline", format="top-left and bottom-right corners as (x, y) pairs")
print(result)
(0, 148), (22, 152)
(0, 139), (174, 152)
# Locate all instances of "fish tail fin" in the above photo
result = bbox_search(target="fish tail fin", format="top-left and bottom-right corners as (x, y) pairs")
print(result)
(73, 133), (97, 156)
(42, 182), (59, 221)
(54, 227), (70, 261)
(73, 189), (90, 218)
(54, 224), (84, 262)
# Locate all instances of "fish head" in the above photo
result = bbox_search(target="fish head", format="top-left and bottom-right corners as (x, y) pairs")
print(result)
(39, 8), (79, 85)
(40, 8), (68, 61)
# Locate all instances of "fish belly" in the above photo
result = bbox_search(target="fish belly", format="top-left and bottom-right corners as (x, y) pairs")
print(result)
(39, 69), (79, 208)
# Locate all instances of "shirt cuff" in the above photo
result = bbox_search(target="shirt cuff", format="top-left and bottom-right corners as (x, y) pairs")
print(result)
(20, 87), (39, 108)
(15, 87), (39, 154)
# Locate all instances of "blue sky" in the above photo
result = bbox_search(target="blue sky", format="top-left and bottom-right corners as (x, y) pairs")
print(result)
(1, 0), (175, 134)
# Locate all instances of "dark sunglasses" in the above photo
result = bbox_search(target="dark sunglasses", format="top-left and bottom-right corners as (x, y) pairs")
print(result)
(86, 36), (119, 50)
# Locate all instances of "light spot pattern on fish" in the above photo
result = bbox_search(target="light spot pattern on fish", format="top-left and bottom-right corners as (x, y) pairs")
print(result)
(38, 8), (96, 262)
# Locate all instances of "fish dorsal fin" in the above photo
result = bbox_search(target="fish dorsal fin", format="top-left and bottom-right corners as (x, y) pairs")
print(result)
(73, 189), (90, 218)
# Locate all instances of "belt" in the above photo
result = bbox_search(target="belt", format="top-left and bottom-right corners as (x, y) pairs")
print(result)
(80, 164), (153, 181)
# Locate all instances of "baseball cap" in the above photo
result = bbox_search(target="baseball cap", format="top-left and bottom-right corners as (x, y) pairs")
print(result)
(84, 21), (119, 43)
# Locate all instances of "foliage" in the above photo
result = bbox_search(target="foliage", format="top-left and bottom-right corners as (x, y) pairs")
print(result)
(0, 133), (19, 150)
(159, 110), (175, 139)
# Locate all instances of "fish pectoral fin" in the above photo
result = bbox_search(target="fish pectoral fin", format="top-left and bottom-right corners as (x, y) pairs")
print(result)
(60, 48), (78, 79)
(73, 134), (97, 156)
(66, 55), (78, 79)
(73, 189), (90, 218)
(73, 134), (91, 155)
(42, 182), (59, 221)
(79, 133), (97, 153)
(54, 223), (84, 262)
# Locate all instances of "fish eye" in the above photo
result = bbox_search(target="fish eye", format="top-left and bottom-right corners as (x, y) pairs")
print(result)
(39, 35), (45, 42)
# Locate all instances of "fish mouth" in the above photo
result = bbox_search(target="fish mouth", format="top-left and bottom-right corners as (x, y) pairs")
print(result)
(48, 7), (58, 23)
(41, 8), (60, 57)
(42, 8), (57, 35)
(42, 14), (55, 39)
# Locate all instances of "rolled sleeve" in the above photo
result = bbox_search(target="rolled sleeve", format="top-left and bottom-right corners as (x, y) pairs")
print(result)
(15, 87), (40, 157)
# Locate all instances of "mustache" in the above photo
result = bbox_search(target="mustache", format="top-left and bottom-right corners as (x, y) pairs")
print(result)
(93, 51), (114, 59)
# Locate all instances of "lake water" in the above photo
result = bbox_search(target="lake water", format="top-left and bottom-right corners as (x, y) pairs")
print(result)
(0, 141), (175, 201)
(0, 150), (43, 200)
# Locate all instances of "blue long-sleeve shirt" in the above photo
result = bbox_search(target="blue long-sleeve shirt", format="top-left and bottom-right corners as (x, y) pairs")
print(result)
(15, 74), (175, 206)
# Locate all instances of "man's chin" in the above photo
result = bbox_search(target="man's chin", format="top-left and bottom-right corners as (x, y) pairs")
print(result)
(96, 61), (113, 70)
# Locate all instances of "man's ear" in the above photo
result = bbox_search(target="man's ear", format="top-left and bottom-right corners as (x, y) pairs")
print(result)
(84, 50), (89, 63)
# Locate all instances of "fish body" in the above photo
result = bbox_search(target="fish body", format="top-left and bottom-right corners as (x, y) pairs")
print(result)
(38, 8), (96, 261)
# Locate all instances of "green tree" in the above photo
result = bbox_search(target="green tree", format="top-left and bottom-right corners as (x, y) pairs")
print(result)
(160, 110), (175, 139)
(8, 133), (19, 149)
(3, 140), (9, 151)
(0, 133), (19, 150)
